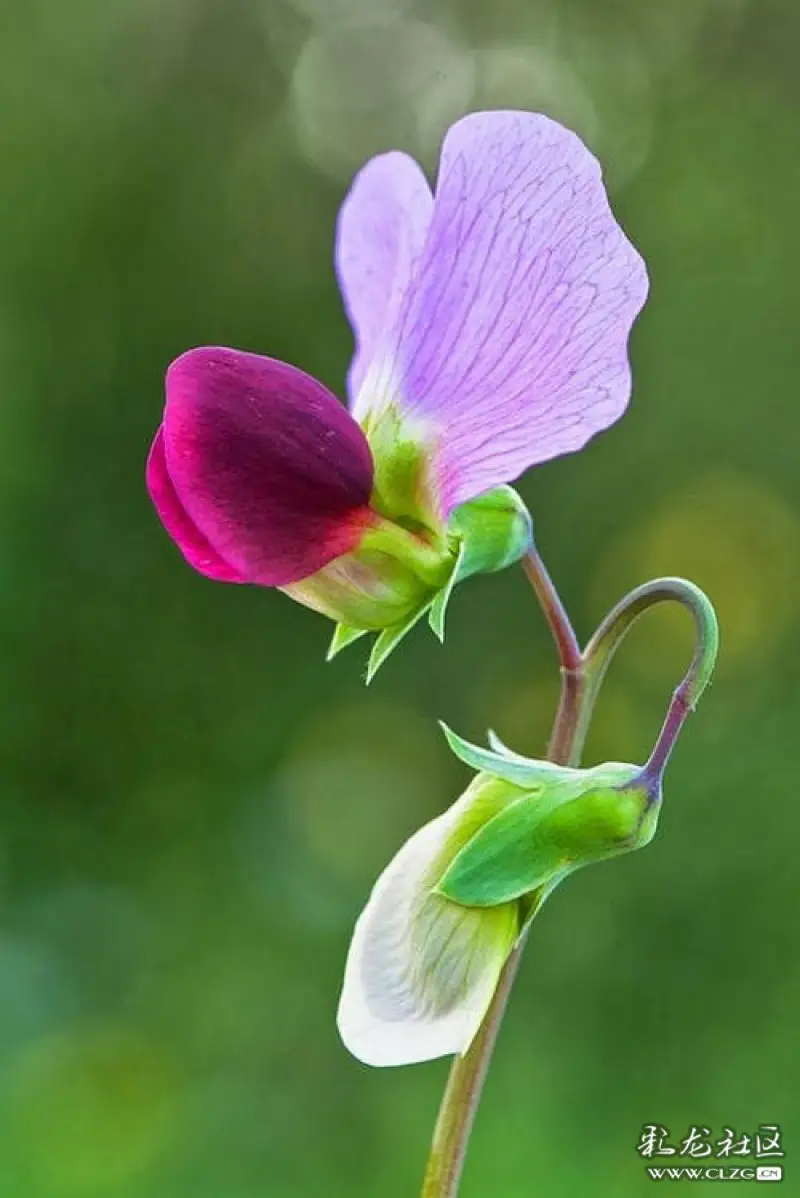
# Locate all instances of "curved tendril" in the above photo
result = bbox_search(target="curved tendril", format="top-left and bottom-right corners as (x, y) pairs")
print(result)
(577, 577), (719, 772)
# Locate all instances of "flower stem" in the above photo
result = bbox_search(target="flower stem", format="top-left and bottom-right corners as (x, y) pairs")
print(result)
(520, 546), (584, 766)
(419, 566), (718, 1198)
(419, 548), (586, 1198)
(521, 546), (582, 673)
(419, 940), (526, 1198)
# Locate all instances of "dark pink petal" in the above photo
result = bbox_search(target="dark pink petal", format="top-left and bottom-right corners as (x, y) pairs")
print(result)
(158, 347), (375, 587)
(147, 428), (245, 582)
(346, 112), (649, 515)
(335, 152), (433, 407)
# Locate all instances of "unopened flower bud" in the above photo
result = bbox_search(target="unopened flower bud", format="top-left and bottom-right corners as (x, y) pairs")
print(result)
(337, 723), (662, 1067)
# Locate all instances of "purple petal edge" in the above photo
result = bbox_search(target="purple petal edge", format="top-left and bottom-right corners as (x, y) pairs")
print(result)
(335, 151), (433, 409)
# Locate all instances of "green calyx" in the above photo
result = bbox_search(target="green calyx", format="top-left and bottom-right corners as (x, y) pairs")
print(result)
(283, 523), (450, 634)
(428, 486), (533, 640)
(318, 397), (534, 677)
(361, 403), (436, 529)
(327, 485), (533, 679)
(435, 725), (660, 909)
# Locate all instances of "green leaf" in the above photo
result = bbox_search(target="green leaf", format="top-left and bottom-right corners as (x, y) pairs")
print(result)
(326, 623), (369, 661)
(366, 601), (433, 683)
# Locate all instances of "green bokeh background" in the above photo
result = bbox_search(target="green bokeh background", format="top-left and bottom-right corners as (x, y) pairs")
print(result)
(1, 1), (797, 1194)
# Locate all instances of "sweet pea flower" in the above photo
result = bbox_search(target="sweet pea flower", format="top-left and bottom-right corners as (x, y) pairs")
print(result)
(147, 111), (648, 675)
(337, 724), (662, 1066)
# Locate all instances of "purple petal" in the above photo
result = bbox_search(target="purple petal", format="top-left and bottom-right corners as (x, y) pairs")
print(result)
(154, 347), (376, 587)
(147, 428), (246, 582)
(364, 111), (649, 514)
(335, 152), (433, 406)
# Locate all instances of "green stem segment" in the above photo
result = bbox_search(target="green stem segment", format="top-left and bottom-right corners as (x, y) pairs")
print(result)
(419, 939), (526, 1198)
(419, 550), (585, 1198)
(521, 546), (582, 673)
(419, 561), (718, 1198)
(521, 545), (584, 766)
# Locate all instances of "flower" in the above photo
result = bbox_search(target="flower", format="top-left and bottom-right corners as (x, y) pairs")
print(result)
(147, 111), (648, 673)
(337, 725), (661, 1066)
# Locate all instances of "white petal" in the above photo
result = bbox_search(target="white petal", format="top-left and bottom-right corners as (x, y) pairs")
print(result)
(337, 795), (518, 1066)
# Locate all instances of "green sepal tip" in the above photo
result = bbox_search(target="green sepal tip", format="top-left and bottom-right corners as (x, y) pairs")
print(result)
(366, 600), (434, 684)
(327, 623), (369, 661)
(439, 722), (577, 790)
(428, 541), (467, 643)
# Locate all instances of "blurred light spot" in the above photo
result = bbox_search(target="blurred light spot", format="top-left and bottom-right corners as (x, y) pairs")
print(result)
(472, 0), (560, 48)
(557, 21), (654, 188)
(275, 700), (450, 886)
(7, 1025), (179, 1193)
(289, 0), (415, 27)
(591, 473), (800, 683)
(256, 0), (311, 78)
(290, 17), (475, 180)
(472, 44), (598, 150)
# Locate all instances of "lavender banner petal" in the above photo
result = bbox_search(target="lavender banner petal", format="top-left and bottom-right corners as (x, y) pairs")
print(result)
(378, 111), (649, 514)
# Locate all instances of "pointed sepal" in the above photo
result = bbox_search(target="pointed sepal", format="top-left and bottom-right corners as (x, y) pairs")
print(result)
(327, 622), (369, 660)
(428, 541), (467, 642)
(440, 722), (577, 789)
(487, 727), (545, 763)
(366, 600), (434, 683)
